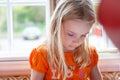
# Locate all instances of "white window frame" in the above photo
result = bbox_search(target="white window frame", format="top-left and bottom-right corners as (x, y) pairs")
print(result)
(0, 0), (120, 75)
(0, 0), (50, 58)
(0, 0), (119, 58)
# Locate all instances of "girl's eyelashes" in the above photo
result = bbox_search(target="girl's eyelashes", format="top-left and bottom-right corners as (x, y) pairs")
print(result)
(67, 32), (88, 38)
(67, 33), (74, 37)
(80, 34), (88, 38)
(81, 35), (86, 38)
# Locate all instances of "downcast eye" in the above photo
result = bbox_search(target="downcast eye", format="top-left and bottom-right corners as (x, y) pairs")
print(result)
(68, 33), (74, 37)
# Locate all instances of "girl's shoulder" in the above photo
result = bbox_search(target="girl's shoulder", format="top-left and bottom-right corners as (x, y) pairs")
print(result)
(36, 43), (47, 54)
(30, 43), (48, 58)
(29, 43), (49, 72)
(30, 43), (48, 60)
(89, 45), (98, 55)
(89, 46), (98, 67)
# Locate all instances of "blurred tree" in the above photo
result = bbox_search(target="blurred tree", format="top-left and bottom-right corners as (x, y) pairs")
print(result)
(13, 6), (45, 32)
(13, 6), (45, 23)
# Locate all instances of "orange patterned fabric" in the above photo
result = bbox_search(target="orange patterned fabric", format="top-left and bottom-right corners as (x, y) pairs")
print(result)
(29, 44), (98, 80)
(0, 72), (120, 80)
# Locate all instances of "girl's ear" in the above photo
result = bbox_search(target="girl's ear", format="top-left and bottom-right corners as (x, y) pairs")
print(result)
(97, 0), (120, 49)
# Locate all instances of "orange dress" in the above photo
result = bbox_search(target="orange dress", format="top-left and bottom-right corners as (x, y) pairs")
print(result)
(29, 44), (98, 80)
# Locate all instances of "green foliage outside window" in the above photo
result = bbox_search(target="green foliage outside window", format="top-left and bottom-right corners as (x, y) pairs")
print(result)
(13, 6), (46, 33)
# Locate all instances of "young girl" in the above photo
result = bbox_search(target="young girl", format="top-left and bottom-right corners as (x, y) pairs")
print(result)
(29, 0), (103, 80)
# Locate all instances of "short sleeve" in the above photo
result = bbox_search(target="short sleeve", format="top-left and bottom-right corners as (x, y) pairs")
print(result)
(29, 45), (49, 73)
(89, 46), (99, 67)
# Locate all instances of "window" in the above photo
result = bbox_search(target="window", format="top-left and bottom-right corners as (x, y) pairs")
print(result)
(0, 0), (119, 59)
(89, 0), (118, 53)
(0, 0), (119, 75)
(0, 0), (50, 58)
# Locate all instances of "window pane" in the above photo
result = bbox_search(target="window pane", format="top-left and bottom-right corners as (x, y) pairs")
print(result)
(12, 5), (46, 54)
(11, 0), (46, 2)
(10, 0), (46, 2)
(0, 6), (8, 51)
(0, 0), (6, 1)
(89, 2), (118, 51)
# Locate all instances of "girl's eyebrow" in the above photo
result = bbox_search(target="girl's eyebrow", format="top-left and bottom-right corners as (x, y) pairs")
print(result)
(67, 30), (89, 35)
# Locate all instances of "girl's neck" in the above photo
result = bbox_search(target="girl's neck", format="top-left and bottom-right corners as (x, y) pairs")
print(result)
(64, 50), (74, 53)
(63, 47), (74, 53)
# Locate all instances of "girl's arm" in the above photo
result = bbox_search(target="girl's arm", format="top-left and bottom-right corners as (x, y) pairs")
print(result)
(30, 69), (45, 80)
(90, 65), (103, 80)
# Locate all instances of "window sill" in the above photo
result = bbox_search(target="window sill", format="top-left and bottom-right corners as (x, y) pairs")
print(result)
(0, 57), (30, 76)
(0, 53), (120, 76)
(99, 53), (120, 72)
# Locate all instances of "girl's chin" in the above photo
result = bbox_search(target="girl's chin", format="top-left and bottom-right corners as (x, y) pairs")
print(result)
(64, 46), (77, 52)
(65, 48), (75, 52)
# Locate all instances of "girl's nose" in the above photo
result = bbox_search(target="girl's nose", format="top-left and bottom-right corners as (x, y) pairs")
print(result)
(72, 38), (80, 44)
(72, 37), (85, 44)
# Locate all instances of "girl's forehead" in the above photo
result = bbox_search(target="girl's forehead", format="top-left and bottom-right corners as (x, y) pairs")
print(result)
(62, 19), (92, 34)
(63, 19), (90, 27)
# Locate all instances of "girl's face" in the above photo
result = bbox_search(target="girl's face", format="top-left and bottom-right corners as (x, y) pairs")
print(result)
(62, 19), (92, 52)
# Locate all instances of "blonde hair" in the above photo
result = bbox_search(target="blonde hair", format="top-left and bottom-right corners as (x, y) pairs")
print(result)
(47, 0), (95, 79)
